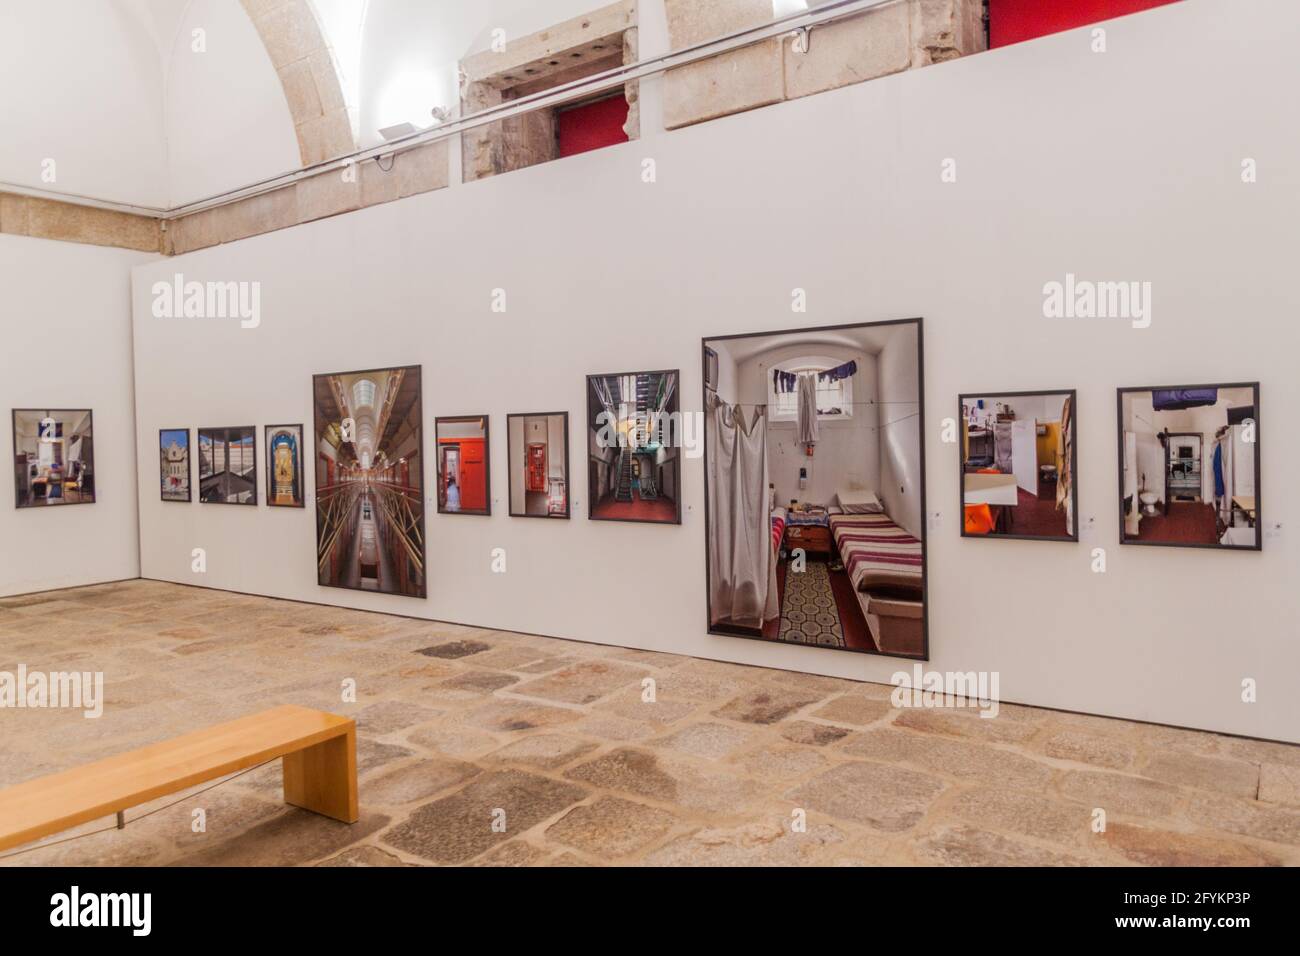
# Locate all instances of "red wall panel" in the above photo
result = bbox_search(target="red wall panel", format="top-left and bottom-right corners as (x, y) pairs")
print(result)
(988, 0), (1181, 48)
(458, 439), (487, 512)
(557, 94), (629, 158)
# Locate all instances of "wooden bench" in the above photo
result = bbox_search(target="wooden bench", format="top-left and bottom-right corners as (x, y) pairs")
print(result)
(0, 704), (358, 853)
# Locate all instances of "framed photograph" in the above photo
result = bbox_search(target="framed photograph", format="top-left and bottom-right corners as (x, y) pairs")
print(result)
(313, 366), (426, 597)
(701, 319), (928, 660)
(159, 427), (191, 502)
(436, 416), (491, 516)
(266, 424), (305, 508)
(12, 409), (95, 508)
(197, 427), (257, 504)
(586, 369), (681, 524)
(958, 390), (1077, 542)
(1117, 383), (1260, 550)
(507, 412), (569, 519)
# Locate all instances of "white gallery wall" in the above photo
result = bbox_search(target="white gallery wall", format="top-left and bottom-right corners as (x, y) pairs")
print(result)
(129, 0), (1299, 743)
(1, 236), (153, 596)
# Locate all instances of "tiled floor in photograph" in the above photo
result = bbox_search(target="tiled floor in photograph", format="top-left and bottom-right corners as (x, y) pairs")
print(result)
(1, 580), (1296, 866)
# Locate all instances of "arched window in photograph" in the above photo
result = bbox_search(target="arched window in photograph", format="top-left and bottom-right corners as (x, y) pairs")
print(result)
(768, 355), (854, 422)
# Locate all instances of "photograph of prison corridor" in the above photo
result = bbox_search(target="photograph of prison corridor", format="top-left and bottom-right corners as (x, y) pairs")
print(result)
(314, 369), (425, 597)
(587, 372), (680, 522)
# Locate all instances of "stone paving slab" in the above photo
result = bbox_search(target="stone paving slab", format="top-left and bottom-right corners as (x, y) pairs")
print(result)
(1, 580), (1296, 868)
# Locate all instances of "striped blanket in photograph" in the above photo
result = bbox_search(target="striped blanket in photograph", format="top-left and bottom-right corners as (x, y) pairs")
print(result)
(829, 513), (923, 596)
(770, 507), (787, 555)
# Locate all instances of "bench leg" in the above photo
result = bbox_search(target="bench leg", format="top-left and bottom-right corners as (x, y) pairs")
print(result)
(282, 731), (358, 823)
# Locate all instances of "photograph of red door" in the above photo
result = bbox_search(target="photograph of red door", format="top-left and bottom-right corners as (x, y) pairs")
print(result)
(435, 415), (492, 515)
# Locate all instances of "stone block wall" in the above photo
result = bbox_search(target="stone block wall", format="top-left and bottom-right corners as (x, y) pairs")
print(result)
(163, 140), (451, 256)
(664, 0), (986, 128)
(460, 1), (639, 183)
(0, 193), (161, 253)
(11, 0), (988, 256)
(239, 0), (355, 166)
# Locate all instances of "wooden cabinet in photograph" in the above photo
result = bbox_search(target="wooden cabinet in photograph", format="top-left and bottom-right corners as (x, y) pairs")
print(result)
(527, 443), (547, 492)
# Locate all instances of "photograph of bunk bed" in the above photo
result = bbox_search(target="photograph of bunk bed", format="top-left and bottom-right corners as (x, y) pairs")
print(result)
(702, 319), (927, 659)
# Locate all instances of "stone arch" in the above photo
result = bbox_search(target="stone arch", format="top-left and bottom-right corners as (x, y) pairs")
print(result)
(239, 0), (356, 166)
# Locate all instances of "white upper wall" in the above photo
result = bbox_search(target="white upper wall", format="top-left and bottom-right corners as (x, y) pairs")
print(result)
(0, 0), (295, 208)
(0, 1), (169, 207)
(164, 0), (300, 207)
(0, 1), (662, 206)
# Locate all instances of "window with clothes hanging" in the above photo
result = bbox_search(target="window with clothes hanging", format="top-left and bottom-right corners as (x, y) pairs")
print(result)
(768, 356), (854, 422)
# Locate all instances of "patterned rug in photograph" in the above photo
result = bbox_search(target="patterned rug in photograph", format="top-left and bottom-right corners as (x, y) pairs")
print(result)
(777, 560), (845, 648)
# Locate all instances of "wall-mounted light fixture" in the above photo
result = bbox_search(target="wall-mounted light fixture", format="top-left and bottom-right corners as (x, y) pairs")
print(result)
(378, 123), (417, 142)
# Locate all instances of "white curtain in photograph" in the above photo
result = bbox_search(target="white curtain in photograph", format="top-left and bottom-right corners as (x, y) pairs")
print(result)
(708, 398), (777, 628)
(796, 372), (819, 445)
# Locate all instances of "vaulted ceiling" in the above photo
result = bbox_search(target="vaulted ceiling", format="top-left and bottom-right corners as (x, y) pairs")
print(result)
(0, 0), (610, 210)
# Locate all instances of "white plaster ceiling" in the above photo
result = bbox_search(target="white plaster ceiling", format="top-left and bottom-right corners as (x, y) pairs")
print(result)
(0, 1), (666, 208)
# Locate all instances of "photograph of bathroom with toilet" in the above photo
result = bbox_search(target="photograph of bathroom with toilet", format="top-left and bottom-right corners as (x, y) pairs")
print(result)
(1120, 385), (1260, 549)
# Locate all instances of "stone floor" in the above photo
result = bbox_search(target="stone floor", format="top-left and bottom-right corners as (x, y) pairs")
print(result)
(1, 580), (1297, 867)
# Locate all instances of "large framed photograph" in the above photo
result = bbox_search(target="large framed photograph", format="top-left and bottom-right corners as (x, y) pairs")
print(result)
(959, 390), (1077, 541)
(586, 370), (681, 524)
(1118, 383), (1260, 550)
(12, 409), (95, 508)
(436, 416), (491, 516)
(313, 366), (426, 596)
(159, 427), (191, 502)
(266, 424), (305, 508)
(702, 319), (927, 659)
(197, 427), (257, 504)
(507, 412), (569, 518)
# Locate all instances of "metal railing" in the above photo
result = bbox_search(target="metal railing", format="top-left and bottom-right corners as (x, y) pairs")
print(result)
(0, 0), (897, 219)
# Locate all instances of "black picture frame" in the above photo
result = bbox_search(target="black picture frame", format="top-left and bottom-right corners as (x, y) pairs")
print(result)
(700, 318), (928, 661)
(196, 426), (258, 505)
(12, 408), (96, 509)
(312, 364), (426, 598)
(265, 423), (306, 509)
(506, 412), (571, 519)
(1116, 382), (1261, 551)
(159, 426), (192, 503)
(435, 415), (492, 517)
(957, 389), (1079, 543)
(585, 368), (683, 525)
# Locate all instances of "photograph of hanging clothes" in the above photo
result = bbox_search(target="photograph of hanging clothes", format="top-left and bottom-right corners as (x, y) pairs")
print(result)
(702, 319), (927, 659)
(1117, 382), (1260, 550)
(959, 390), (1077, 541)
